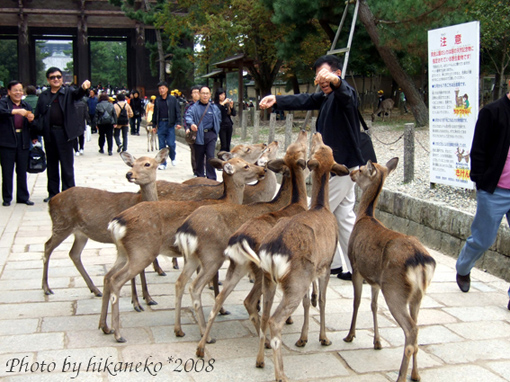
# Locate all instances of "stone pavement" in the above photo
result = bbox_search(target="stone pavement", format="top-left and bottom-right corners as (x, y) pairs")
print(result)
(0, 131), (509, 382)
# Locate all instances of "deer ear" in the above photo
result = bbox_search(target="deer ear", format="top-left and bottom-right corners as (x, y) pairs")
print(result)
(217, 151), (233, 161)
(223, 162), (235, 175)
(209, 158), (224, 170)
(307, 159), (320, 172)
(120, 151), (136, 167)
(266, 159), (285, 173)
(331, 163), (349, 176)
(155, 148), (170, 164)
(386, 157), (399, 175)
(366, 160), (376, 175)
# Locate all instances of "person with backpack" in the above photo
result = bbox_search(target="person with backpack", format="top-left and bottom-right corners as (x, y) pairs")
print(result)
(113, 93), (133, 153)
(94, 93), (117, 155)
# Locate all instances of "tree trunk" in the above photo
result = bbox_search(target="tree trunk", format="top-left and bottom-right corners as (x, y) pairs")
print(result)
(143, 0), (165, 82)
(358, 1), (429, 126)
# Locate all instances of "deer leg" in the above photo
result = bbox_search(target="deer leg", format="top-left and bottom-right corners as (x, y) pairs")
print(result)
(210, 272), (229, 316)
(244, 268), (264, 336)
(311, 280), (318, 307)
(130, 277), (143, 312)
(256, 276), (276, 369)
(196, 262), (249, 357)
(42, 229), (72, 295)
(172, 257), (179, 270)
(344, 269), (364, 343)
(383, 289), (418, 382)
(174, 256), (200, 338)
(269, 284), (309, 382)
(68, 234), (104, 296)
(99, 253), (128, 335)
(295, 290), (310, 347)
(409, 290), (424, 381)
(370, 285), (382, 349)
(189, 258), (225, 337)
(152, 258), (167, 275)
(317, 274), (332, 346)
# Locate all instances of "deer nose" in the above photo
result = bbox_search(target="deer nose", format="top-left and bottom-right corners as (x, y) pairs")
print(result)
(126, 172), (133, 181)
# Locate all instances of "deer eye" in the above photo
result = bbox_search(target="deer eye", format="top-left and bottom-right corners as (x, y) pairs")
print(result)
(244, 165), (250, 169)
(145, 163), (151, 167)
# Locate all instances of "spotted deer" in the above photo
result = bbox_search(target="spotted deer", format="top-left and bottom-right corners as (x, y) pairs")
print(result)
(343, 158), (436, 382)
(194, 131), (310, 357)
(99, 157), (266, 342)
(255, 133), (349, 382)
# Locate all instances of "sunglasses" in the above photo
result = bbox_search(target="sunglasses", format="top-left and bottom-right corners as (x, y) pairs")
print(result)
(48, 75), (62, 80)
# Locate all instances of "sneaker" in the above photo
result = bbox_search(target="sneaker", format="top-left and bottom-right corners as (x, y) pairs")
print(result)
(171, 160), (177, 166)
(79, 149), (84, 154)
(75, 152), (80, 156)
(158, 164), (166, 170)
(117, 144), (123, 153)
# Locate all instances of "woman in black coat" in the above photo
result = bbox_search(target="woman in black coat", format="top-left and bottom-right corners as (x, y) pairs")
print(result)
(214, 88), (236, 152)
(0, 80), (37, 206)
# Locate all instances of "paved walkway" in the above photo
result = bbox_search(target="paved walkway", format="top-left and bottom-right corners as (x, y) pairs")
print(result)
(0, 131), (509, 382)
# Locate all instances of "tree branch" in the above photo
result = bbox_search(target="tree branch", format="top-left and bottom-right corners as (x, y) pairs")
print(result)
(376, 0), (449, 26)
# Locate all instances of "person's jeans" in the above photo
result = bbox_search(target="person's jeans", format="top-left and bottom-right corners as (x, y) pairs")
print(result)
(114, 125), (129, 151)
(157, 121), (176, 164)
(456, 188), (510, 276)
(194, 130), (217, 180)
(97, 124), (113, 153)
(130, 116), (141, 135)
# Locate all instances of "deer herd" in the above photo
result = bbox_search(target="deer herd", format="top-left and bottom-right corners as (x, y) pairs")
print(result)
(42, 132), (435, 382)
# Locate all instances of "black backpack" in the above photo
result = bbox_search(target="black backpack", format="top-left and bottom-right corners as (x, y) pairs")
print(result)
(117, 103), (129, 125)
(27, 145), (47, 174)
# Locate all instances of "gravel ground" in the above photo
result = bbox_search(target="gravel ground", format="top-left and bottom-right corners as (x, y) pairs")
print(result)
(231, 113), (478, 216)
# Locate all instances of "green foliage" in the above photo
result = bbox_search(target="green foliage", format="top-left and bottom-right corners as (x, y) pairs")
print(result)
(0, 40), (18, 86)
(90, 41), (128, 87)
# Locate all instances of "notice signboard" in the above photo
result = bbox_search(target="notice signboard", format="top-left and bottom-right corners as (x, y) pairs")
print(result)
(428, 21), (479, 189)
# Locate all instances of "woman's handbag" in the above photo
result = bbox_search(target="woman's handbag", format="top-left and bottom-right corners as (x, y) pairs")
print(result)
(358, 109), (377, 163)
(27, 144), (47, 174)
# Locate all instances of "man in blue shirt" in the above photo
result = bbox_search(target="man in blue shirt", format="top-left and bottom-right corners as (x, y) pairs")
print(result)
(185, 85), (221, 180)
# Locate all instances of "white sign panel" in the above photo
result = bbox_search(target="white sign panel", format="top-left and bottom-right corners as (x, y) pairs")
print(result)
(428, 21), (479, 189)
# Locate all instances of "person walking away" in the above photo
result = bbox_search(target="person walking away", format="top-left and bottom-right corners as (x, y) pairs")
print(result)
(73, 97), (90, 156)
(184, 85), (200, 176)
(185, 85), (221, 180)
(214, 87), (236, 152)
(399, 88), (408, 114)
(259, 55), (364, 281)
(113, 93), (133, 152)
(24, 85), (41, 146)
(130, 90), (143, 136)
(455, 89), (510, 312)
(87, 89), (98, 133)
(152, 81), (182, 169)
(34, 67), (90, 202)
(0, 80), (38, 206)
(94, 93), (116, 156)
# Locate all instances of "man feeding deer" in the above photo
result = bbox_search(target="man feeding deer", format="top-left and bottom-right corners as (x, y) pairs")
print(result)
(260, 54), (364, 281)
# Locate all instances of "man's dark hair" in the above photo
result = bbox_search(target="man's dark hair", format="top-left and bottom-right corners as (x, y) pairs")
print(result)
(132, 90), (139, 96)
(46, 67), (62, 78)
(117, 93), (126, 101)
(26, 85), (37, 95)
(191, 85), (201, 92)
(199, 85), (211, 93)
(98, 93), (109, 102)
(312, 55), (343, 72)
(7, 80), (22, 90)
(157, 81), (169, 89)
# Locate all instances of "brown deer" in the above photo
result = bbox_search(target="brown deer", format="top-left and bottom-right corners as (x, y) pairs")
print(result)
(343, 158), (436, 382)
(173, 140), (295, 340)
(195, 130), (310, 357)
(99, 157), (266, 343)
(145, 123), (158, 152)
(371, 98), (395, 122)
(42, 149), (169, 299)
(255, 133), (349, 382)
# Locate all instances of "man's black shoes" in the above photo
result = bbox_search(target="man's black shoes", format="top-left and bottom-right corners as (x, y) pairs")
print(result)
(456, 273), (470, 293)
(330, 267), (343, 275)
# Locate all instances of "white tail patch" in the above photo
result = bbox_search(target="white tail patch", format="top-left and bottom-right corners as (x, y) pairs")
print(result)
(270, 337), (281, 350)
(108, 220), (126, 242)
(260, 250), (290, 283)
(406, 262), (435, 294)
(225, 240), (261, 266)
(175, 232), (198, 260)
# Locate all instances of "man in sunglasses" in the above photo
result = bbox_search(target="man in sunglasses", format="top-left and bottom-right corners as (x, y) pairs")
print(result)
(34, 67), (90, 202)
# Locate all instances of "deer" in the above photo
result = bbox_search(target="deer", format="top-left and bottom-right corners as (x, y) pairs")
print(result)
(99, 156), (267, 343)
(371, 98), (395, 122)
(145, 123), (158, 152)
(172, 139), (291, 340)
(195, 130), (310, 358)
(343, 157), (436, 382)
(42, 148), (171, 301)
(455, 147), (465, 162)
(254, 132), (349, 382)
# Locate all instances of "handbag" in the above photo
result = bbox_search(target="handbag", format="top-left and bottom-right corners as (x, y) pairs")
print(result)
(27, 144), (47, 174)
(358, 109), (377, 163)
(186, 103), (210, 145)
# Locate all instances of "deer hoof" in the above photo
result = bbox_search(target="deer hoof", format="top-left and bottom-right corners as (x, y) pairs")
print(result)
(146, 298), (158, 306)
(343, 334), (355, 343)
(44, 289), (54, 295)
(175, 329), (185, 337)
(219, 308), (230, 316)
(206, 337), (216, 344)
(295, 339), (307, 347)
(256, 361), (265, 368)
(93, 290), (103, 297)
(320, 338), (332, 346)
(158, 270), (167, 276)
(196, 347), (205, 358)
(116, 336), (127, 343)
(133, 304), (144, 312)
(374, 340), (382, 350)
(100, 326), (113, 335)
(285, 316), (293, 325)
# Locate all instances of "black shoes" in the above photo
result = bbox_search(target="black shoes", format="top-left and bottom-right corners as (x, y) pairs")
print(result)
(108, 151), (113, 156)
(98, 149), (104, 154)
(456, 273), (470, 293)
(338, 272), (352, 281)
(117, 144), (123, 153)
(17, 200), (34, 205)
(43, 196), (52, 203)
(2, 201), (10, 206)
(330, 267), (343, 275)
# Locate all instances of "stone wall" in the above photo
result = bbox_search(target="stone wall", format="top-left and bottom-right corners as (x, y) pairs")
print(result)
(360, 188), (510, 282)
